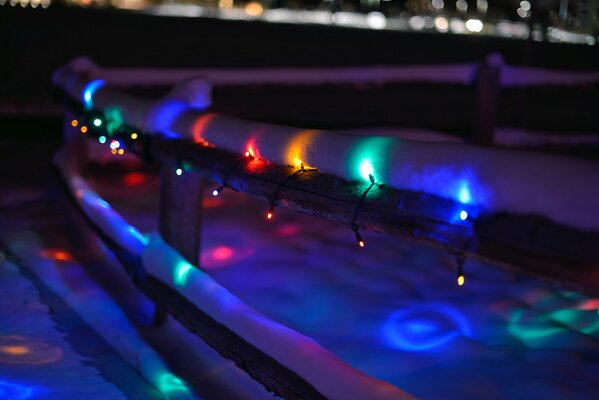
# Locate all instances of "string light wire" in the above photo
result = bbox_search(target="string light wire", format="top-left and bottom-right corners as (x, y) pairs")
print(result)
(350, 174), (377, 248)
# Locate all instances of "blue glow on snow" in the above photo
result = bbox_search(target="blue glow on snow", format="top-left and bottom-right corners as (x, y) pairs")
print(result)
(82, 80), (106, 109)
(94, 198), (111, 209)
(457, 182), (472, 204)
(0, 380), (32, 400)
(174, 262), (193, 287)
(383, 304), (471, 351)
(128, 226), (149, 246)
(147, 100), (189, 137)
(157, 373), (191, 397)
(459, 210), (468, 221)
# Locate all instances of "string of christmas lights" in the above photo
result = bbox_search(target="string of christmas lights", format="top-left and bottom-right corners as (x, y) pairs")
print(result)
(67, 101), (475, 287)
(350, 173), (378, 248)
(266, 163), (318, 221)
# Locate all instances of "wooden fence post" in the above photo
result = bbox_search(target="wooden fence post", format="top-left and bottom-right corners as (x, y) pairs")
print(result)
(473, 53), (503, 146)
(159, 159), (204, 267)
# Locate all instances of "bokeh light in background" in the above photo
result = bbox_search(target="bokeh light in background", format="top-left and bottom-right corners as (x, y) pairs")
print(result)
(33, 0), (597, 46)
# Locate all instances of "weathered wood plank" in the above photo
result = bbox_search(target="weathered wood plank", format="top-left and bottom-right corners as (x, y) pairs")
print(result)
(151, 136), (599, 293)
(159, 159), (204, 266)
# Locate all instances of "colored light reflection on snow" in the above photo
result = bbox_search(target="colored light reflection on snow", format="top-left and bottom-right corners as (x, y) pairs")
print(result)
(123, 172), (148, 186)
(191, 113), (216, 145)
(147, 100), (190, 137)
(40, 248), (73, 262)
(457, 182), (472, 204)
(0, 346), (29, 355)
(245, 138), (262, 160)
(212, 246), (233, 261)
(285, 129), (318, 168)
(104, 106), (124, 136)
(157, 373), (191, 397)
(82, 79), (105, 109)
(0, 336), (62, 365)
(202, 245), (253, 269)
(174, 261), (193, 287)
(382, 304), (471, 351)
(508, 309), (563, 343)
(0, 380), (32, 400)
(349, 137), (394, 184)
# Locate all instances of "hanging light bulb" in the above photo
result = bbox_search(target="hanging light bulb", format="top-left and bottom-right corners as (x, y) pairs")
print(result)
(212, 186), (224, 196)
(456, 257), (465, 286)
(245, 151), (251, 158)
(98, 136), (107, 144)
(351, 224), (365, 248)
(80, 126), (88, 134)
(266, 204), (274, 220)
(92, 118), (102, 127)
(459, 210), (468, 221)
(71, 119), (79, 127)
(130, 132), (138, 140)
(175, 168), (183, 176)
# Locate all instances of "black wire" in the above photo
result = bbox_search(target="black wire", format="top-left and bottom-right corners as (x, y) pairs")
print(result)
(350, 174), (377, 231)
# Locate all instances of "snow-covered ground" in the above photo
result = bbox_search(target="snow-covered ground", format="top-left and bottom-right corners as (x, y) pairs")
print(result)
(91, 171), (599, 400)
(0, 255), (129, 400)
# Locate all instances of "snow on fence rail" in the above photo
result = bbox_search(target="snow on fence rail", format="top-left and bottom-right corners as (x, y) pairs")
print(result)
(52, 57), (599, 398)
(63, 56), (599, 88)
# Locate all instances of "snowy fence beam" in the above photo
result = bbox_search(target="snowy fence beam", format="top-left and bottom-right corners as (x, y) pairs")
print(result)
(159, 159), (204, 267)
(151, 136), (599, 292)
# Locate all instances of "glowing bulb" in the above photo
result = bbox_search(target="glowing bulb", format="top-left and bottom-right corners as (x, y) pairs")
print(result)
(175, 168), (183, 176)
(98, 136), (107, 144)
(212, 186), (224, 197)
(244, 151), (251, 158)
(266, 205), (274, 220)
(80, 126), (88, 133)
(111, 148), (117, 155)
(130, 132), (138, 140)
(118, 149), (125, 155)
(71, 119), (79, 127)
(359, 159), (375, 182)
(92, 118), (102, 127)
(459, 210), (468, 221)
(457, 275), (465, 286)
(355, 229), (365, 248)
(109, 140), (120, 150)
